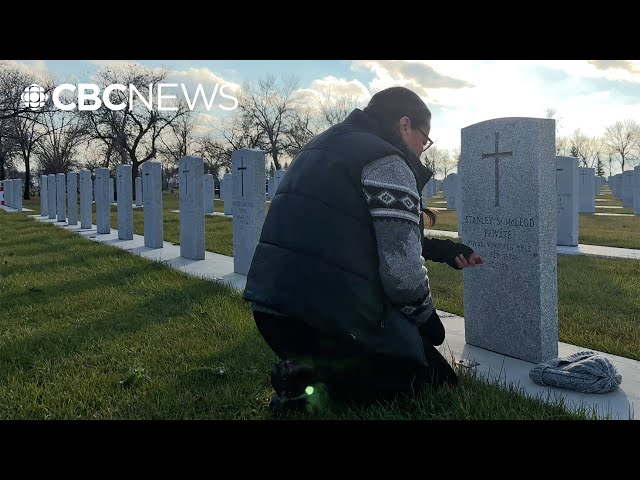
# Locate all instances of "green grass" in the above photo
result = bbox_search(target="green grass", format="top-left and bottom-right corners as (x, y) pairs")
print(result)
(25, 193), (235, 257)
(426, 192), (640, 250)
(595, 208), (635, 214)
(7, 188), (638, 418)
(20, 192), (640, 361)
(594, 190), (634, 214)
(578, 215), (640, 249)
(595, 200), (625, 206)
(0, 212), (594, 419)
(426, 257), (640, 361)
(113, 209), (234, 257)
(292, 368), (597, 420)
(1, 213), (266, 419)
(594, 205), (634, 214)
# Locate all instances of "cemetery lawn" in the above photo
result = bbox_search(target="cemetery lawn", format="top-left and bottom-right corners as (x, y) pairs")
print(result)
(426, 196), (640, 250)
(0, 210), (596, 420)
(19, 193), (640, 361)
(578, 214), (640, 248)
(427, 256), (640, 361)
(594, 207), (634, 214)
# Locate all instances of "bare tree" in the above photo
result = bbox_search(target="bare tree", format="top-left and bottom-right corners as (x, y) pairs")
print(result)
(426, 146), (455, 178)
(580, 136), (602, 168)
(0, 63), (56, 198)
(606, 152), (616, 177)
(556, 135), (570, 156)
(210, 111), (265, 176)
(317, 92), (360, 130)
(81, 64), (190, 180)
(0, 64), (20, 179)
(236, 74), (301, 170)
(0, 117), (18, 180)
(81, 136), (123, 172)
(83, 148), (108, 173)
(544, 107), (562, 137)
(603, 119), (640, 172)
(10, 108), (50, 199)
(570, 129), (589, 167)
(35, 108), (87, 175)
(633, 135), (640, 168)
(78, 137), (121, 172)
(215, 111), (264, 156)
(0, 61), (56, 122)
(158, 107), (196, 166)
(284, 107), (317, 160)
(194, 136), (230, 176)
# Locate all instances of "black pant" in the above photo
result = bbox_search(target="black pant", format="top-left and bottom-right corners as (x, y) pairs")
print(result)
(254, 311), (458, 403)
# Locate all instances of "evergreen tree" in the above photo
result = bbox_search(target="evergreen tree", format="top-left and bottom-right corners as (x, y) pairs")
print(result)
(570, 145), (579, 157)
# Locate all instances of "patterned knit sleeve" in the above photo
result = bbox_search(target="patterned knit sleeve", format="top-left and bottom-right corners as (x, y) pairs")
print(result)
(362, 155), (435, 326)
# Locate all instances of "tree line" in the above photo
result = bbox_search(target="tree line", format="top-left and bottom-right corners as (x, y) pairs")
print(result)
(0, 62), (364, 199)
(545, 108), (640, 176)
(2, 62), (638, 201)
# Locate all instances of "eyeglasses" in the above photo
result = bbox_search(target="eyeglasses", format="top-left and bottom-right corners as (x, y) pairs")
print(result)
(416, 127), (434, 152)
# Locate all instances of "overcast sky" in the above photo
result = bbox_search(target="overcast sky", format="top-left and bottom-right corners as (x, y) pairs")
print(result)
(10, 59), (640, 174)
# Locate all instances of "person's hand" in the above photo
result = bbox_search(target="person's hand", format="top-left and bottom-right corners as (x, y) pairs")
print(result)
(422, 237), (485, 270)
(454, 252), (484, 269)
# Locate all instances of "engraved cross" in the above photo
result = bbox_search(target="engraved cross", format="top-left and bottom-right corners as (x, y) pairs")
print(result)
(482, 132), (513, 207)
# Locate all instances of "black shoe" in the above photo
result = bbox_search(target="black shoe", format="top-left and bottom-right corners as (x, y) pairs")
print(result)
(270, 360), (316, 397)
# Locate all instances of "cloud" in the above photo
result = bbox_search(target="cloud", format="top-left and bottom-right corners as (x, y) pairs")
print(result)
(588, 60), (640, 74)
(529, 60), (640, 83)
(307, 76), (370, 101)
(191, 112), (217, 136)
(352, 60), (474, 98)
(168, 67), (241, 92)
(580, 77), (640, 105)
(292, 76), (370, 115)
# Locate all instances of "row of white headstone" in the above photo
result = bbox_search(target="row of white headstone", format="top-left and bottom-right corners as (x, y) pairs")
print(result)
(439, 161), (639, 248)
(442, 167), (616, 214)
(420, 177), (442, 208)
(442, 174), (459, 210)
(556, 159), (593, 246)
(91, 175), (144, 206)
(36, 167), (244, 223)
(554, 159), (640, 245)
(1, 178), (23, 211)
(39, 149), (269, 276)
(36, 168), (144, 236)
(610, 170), (640, 210)
(38, 164), (170, 249)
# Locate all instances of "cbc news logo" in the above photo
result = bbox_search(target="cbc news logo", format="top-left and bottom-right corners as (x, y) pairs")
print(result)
(22, 84), (49, 110)
(20, 82), (237, 112)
